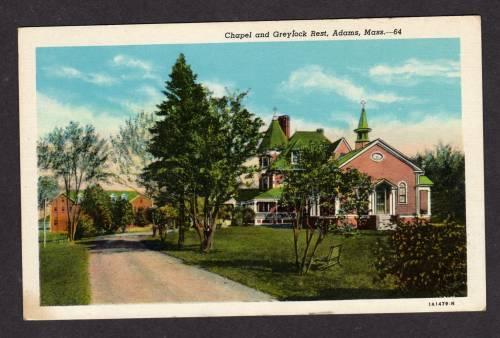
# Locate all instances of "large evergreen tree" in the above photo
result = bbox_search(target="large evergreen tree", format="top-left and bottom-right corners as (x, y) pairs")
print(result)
(143, 54), (262, 251)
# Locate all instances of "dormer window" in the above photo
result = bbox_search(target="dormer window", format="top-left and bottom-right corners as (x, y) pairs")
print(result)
(260, 156), (269, 168)
(291, 151), (300, 165)
(110, 193), (117, 202)
(121, 193), (128, 200)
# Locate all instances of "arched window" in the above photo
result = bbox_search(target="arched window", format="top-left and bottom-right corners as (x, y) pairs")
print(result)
(398, 182), (407, 204)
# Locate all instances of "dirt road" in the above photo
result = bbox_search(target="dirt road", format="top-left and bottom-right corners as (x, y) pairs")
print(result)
(87, 233), (274, 304)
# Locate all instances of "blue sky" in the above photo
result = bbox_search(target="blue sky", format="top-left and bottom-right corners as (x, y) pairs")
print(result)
(37, 38), (462, 155)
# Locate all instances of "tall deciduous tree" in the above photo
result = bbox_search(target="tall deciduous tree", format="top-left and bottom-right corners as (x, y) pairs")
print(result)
(38, 122), (109, 241)
(80, 184), (113, 234)
(143, 53), (263, 252)
(110, 111), (156, 190)
(412, 143), (465, 223)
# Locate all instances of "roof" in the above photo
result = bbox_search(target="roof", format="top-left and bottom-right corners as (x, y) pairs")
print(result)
(288, 130), (331, 150)
(355, 107), (371, 131)
(270, 130), (331, 170)
(254, 187), (283, 200)
(335, 147), (365, 166)
(258, 119), (288, 152)
(235, 189), (261, 202)
(418, 175), (434, 186)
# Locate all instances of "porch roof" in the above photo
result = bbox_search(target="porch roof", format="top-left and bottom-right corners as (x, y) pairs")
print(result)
(418, 175), (434, 186)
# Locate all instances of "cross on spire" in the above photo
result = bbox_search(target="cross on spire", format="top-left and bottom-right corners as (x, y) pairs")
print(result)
(360, 99), (366, 109)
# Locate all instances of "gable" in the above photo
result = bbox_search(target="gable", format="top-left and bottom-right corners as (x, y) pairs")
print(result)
(338, 139), (422, 172)
(331, 138), (352, 158)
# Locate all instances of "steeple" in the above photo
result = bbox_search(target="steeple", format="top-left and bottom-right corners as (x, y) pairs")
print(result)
(354, 100), (371, 150)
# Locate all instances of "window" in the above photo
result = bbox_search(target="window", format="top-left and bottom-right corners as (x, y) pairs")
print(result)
(260, 156), (269, 168)
(371, 152), (384, 162)
(291, 151), (299, 164)
(398, 182), (407, 204)
(110, 193), (117, 202)
(121, 193), (128, 200)
(261, 176), (269, 190)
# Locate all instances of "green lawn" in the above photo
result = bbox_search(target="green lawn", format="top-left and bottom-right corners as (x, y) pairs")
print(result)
(143, 226), (400, 301)
(39, 242), (91, 305)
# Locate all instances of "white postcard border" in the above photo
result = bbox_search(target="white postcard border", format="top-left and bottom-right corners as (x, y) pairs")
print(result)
(19, 15), (485, 320)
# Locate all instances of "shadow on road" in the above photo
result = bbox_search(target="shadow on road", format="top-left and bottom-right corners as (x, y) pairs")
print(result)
(85, 236), (152, 254)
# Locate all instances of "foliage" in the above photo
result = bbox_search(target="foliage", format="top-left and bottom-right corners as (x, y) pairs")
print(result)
(281, 141), (372, 274)
(412, 143), (465, 223)
(152, 205), (178, 241)
(338, 168), (373, 226)
(112, 198), (135, 233)
(143, 53), (263, 252)
(374, 218), (467, 297)
(110, 111), (156, 190)
(75, 214), (98, 239)
(142, 227), (399, 301)
(80, 185), (113, 234)
(39, 242), (91, 305)
(134, 207), (148, 227)
(231, 206), (255, 226)
(37, 122), (109, 241)
(38, 176), (58, 208)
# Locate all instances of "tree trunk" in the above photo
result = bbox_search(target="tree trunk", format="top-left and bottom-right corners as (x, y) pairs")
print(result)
(178, 198), (185, 249)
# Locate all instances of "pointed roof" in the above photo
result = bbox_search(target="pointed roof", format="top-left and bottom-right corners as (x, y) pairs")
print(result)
(258, 119), (288, 152)
(354, 107), (371, 133)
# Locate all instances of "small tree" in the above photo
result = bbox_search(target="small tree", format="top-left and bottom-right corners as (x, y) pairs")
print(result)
(281, 141), (345, 274)
(38, 122), (109, 241)
(338, 168), (373, 228)
(154, 205), (178, 241)
(112, 198), (135, 233)
(80, 185), (113, 234)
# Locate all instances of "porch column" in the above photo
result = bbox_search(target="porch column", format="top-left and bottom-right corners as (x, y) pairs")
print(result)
(335, 197), (340, 215)
(368, 194), (372, 215)
(416, 187), (421, 217)
(427, 189), (431, 216)
(253, 200), (258, 212)
(390, 187), (397, 215)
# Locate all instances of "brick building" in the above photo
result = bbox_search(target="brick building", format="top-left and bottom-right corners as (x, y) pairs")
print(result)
(49, 191), (153, 233)
(236, 104), (433, 229)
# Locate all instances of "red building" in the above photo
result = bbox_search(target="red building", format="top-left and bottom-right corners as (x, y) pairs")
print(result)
(49, 191), (153, 233)
(236, 105), (433, 229)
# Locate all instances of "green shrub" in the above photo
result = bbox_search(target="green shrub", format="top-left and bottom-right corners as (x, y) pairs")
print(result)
(75, 214), (99, 239)
(375, 218), (466, 297)
(134, 207), (148, 226)
(231, 206), (255, 226)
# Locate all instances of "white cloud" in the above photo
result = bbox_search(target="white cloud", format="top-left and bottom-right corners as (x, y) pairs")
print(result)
(112, 54), (152, 72)
(112, 54), (160, 81)
(369, 58), (460, 85)
(108, 85), (163, 114)
(37, 92), (124, 137)
(201, 80), (234, 97)
(47, 66), (117, 86)
(282, 65), (409, 104)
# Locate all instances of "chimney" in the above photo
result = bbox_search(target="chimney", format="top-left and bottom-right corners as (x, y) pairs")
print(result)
(278, 115), (290, 139)
(316, 128), (324, 134)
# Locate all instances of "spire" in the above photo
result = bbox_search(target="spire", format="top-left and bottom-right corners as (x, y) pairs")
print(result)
(354, 100), (371, 150)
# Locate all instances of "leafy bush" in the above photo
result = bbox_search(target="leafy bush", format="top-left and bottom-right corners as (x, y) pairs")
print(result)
(231, 206), (255, 226)
(75, 214), (99, 239)
(375, 218), (466, 297)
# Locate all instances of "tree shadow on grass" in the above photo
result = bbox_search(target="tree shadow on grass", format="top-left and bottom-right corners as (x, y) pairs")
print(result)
(284, 288), (404, 301)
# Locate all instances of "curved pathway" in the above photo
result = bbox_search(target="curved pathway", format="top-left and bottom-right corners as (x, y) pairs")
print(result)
(87, 233), (274, 304)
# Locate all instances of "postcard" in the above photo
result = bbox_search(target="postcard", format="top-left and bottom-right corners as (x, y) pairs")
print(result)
(19, 15), (485, 320)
